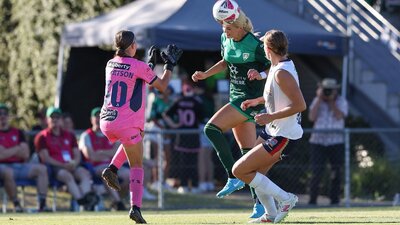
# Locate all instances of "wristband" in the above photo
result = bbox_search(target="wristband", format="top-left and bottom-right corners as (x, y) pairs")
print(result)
(164, 64), (174, 72)
(148, 62), (155, 70)
(260, 71), (267, 79)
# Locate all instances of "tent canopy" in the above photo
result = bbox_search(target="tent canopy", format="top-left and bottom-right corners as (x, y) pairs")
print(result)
(62, 0), (346, 55)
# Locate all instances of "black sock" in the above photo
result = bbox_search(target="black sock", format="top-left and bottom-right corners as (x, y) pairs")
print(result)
(13, 199), (21, 207)
(39, 194), (47, 209)
(109, 164), (119, 173)
(77, 197), (86, 205)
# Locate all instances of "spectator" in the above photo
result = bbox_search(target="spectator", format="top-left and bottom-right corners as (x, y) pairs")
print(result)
(162, 78), (204, 194)
(62, 112), (75, 133)
(0, 103), (49, 212)
(196, 86), (216, 192)
(146, 85), (175, 190)
(31, 109), (47, 131)
(34, 107), (99, 210)
(308, 78), (348, 205)
(79, 107), (129, 210)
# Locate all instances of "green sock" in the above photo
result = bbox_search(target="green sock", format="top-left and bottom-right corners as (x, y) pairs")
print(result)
(240, 148), (257, 200)
(204, 123), (235, 178)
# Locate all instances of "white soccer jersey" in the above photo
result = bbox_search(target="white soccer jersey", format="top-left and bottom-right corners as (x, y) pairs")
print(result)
(263, 59), (303, 140)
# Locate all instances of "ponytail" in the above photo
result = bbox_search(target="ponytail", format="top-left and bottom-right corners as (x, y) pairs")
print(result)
(232, 10), (253, 33)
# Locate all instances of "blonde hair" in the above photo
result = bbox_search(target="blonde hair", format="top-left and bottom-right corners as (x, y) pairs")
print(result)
(224, 10), (253, 33)
(264, 30), (288, 56)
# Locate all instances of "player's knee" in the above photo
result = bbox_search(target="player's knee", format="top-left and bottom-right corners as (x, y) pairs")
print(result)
(232, 162), (242, 179)
(203, 123), (221, 139)
(2, 167), (14, 179)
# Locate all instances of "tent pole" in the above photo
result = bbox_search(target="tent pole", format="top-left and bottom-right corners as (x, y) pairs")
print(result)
(342, 0), (353, 99)
(55, 36), (65, 108)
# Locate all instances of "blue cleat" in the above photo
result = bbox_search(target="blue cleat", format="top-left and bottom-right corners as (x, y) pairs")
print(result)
(249, 201), (266, 218)
(216, 178), (245, 198)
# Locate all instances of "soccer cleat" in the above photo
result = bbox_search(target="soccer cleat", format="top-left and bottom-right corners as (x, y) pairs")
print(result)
(216, 178), (245, 198)
(101, 167), (121, 191)
(274, 193), (298, 223)
(111, 201), (127, 211)
(129, 206), (147, 224)
(249, 201), (266, 218)
(83, 192), (100, 211)
(248, 214), (275, 223)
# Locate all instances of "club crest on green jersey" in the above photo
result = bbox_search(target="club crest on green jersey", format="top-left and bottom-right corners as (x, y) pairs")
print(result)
(243, 53), (250, 61)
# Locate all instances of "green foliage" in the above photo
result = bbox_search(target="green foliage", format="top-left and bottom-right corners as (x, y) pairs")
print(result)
(0, 0), (131, 129)
(352, 157), (400, 200)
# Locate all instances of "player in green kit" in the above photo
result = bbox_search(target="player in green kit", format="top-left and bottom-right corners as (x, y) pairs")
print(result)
(192, 2), (274, 218)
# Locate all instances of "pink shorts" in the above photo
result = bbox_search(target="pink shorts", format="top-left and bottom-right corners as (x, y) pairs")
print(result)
(101, 127), (143, 146)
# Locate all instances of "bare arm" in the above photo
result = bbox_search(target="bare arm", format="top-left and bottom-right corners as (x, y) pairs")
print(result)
(0, 143), (29, 161)
(327, 92), (346, 119)
(161, 112), (180, 129)
(81, 145), (112, 162)
(38, 149), (65, 167)
(192, 59), (227, 82)
(0, 145), (19, 160)
(14, 143), (30, 161)
(150, 70), (172, 93)
(240, 96), (265, 111)
(308, 88), (323, 122)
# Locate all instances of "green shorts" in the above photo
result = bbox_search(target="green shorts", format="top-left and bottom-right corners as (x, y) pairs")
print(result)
(229, 98), (265, 122)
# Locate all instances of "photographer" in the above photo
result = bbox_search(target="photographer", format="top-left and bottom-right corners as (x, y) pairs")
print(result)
(308, 78), (348, 206)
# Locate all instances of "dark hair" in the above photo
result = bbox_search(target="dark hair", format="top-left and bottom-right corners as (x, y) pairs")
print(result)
(114, 30), (135, 57)
(264, 30), (288, 56)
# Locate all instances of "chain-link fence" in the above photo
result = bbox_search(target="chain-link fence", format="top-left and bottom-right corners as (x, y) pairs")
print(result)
(144, 128), (400, 209)
(2, 128), (400, 212)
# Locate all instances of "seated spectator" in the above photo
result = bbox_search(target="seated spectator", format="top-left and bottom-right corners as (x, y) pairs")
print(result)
(79, 107), (128, 210)
(34, 107), (99, 210)
(0, 103), (49, 212)
(62, 112), (75, 133)
(31, 109), (47, 131)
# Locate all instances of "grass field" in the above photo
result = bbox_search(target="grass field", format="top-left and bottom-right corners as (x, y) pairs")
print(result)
(1, 207), (399, 225)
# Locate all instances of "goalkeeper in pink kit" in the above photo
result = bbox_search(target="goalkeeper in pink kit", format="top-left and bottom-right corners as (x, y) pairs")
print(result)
(99, 30), (182, 224)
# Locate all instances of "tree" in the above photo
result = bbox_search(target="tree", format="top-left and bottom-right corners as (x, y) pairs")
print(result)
(1, 0), (130, 129)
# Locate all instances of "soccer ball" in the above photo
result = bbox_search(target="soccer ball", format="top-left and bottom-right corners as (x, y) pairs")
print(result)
(212, 0), (240, 22)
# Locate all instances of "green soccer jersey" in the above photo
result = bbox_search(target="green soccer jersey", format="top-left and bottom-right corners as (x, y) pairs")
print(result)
(221, 32), (270, 102)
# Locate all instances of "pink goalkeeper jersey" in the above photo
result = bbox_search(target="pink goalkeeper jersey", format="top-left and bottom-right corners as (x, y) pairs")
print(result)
(100, 56), (157, 131)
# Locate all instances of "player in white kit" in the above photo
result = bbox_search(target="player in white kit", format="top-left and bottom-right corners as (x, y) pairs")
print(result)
(232, 30), (306, 223)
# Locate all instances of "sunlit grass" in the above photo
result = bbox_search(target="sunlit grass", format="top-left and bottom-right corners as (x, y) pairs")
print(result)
(1, 207), (400, 225)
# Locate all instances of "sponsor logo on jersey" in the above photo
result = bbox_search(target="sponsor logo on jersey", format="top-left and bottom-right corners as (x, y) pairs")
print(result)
(267, 138), (278, 147)
(107, 61), (131, 70)
(243, 53), (250, 61)
(100, 108), (118, 121)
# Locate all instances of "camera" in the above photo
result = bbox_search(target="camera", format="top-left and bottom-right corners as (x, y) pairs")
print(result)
(323, 88), (333, 96)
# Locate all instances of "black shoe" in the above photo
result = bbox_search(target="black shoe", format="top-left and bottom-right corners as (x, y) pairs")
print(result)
(111, 201), (127, 211)
(102, 167), (121, 191)
(129, 206), (147, 224)
(14, 201), (23, 213)
(38, 206), (52, 212)
(83, 192), (100, 211)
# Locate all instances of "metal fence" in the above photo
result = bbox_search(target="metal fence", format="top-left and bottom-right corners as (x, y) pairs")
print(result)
(144, 127), (400, 209)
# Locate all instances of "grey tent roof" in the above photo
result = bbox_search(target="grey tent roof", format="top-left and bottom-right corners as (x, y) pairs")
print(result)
(62, 0), (346, 55)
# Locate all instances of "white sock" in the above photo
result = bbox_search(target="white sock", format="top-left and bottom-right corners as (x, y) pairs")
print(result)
(249, 172), (289, 202)
(256, 192), (277, 217)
